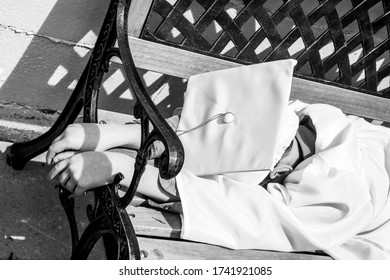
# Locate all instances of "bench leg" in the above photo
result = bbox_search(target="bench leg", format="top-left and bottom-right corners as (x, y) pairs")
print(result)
(59, 186), (80, 251)
(71, 214), (110, 260)
(65, 185), (140, 260)
(59, 176), (141, 260)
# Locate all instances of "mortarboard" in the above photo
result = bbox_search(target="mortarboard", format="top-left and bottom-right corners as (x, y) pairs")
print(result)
(176, 59), (297, 179)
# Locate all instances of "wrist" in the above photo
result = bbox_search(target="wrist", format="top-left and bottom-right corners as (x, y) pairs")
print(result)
(97, 124), (140, 151)
(105, 151), (134, 187)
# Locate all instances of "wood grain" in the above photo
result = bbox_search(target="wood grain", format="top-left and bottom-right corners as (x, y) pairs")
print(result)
(124, 37), (390, 122)
(128, 0), (154, 37)
(137, 236), (332, 260)
(127, 203), (182, 239)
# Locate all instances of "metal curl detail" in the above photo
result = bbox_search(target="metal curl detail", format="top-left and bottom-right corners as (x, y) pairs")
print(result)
(102, 48), (121, 72)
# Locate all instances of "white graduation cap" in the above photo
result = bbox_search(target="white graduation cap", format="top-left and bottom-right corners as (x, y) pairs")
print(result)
(176, 59), (297, 181)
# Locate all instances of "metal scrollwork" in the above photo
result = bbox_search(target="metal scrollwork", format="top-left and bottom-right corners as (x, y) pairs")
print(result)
(59, 0), (183, 260)
(83, 0), (119, 123)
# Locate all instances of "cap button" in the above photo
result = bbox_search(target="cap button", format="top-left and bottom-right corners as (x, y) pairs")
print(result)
(223, 112), (235, 123)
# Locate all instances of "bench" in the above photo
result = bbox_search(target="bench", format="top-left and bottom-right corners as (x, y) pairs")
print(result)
(6, 0), (390, 260)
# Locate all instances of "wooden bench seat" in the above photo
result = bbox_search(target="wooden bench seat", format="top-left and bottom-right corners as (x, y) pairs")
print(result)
(128, 196), (332, 260)
(136, 236), (331, 260)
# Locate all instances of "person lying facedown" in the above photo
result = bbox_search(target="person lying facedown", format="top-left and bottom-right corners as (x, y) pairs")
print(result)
(46, 100), (390, 260)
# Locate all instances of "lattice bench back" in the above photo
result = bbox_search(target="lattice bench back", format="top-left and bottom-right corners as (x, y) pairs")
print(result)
(141, 0), (390, 96)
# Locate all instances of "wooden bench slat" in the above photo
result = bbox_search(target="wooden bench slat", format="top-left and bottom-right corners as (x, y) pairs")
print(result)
(128, 0), (154, 37)
(126, 36), (240, 78)
(291, 78), (390, 123)
(127, 203), (182, 239)
(123, 37), (390, 122)
(137, 236), (332, 260)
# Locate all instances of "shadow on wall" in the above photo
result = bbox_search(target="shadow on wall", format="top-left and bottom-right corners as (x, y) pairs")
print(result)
(0, 0), (186, 120)
(1, 0), (105, 114)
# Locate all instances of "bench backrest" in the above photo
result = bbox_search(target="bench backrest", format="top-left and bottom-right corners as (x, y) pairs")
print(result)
(127, 0), (390, 122)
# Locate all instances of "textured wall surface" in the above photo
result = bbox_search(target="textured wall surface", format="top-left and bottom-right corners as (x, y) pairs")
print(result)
(0, 0), (143, 119)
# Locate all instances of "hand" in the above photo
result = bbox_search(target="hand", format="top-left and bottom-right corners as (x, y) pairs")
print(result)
(48, 151), (117, 195)
(46, 123), (142, 165)
(46, 124), (102, 165)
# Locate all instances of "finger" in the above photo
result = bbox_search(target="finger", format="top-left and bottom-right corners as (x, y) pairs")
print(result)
(46, 139), (70, 165)
(58, 170), (70, 187)
(46, 133), (65, 165)
(65, 177), (77, 193)
(52, 132), (65, 145)
(73, 184), (87, 196)
(48, 159), (69, 181)
(53, 151), (79, 164)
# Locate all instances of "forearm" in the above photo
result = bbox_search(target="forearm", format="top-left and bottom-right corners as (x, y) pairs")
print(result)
(96, 123), (141, 151)
(100, 115), (180, 154)
(107, 150), (179, 202)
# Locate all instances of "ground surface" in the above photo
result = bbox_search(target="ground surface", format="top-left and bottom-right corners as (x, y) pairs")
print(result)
(0, 141), (105, 260)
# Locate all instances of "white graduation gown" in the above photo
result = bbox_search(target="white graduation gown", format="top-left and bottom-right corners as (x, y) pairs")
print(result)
(175, 100), (390, 260)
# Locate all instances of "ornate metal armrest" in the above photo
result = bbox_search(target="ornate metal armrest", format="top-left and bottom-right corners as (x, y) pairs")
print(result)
(7, 0), (183, 260)
(115, 0), (184, 209)
(57, 0), (184, 260)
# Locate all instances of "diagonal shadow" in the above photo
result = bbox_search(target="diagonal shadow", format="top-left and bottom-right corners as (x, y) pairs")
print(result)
(0, 0), (189, 121)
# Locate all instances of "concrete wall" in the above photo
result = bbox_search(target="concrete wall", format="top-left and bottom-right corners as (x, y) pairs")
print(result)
(1, 0), (105, 108)
(0, 0), (156, 126)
